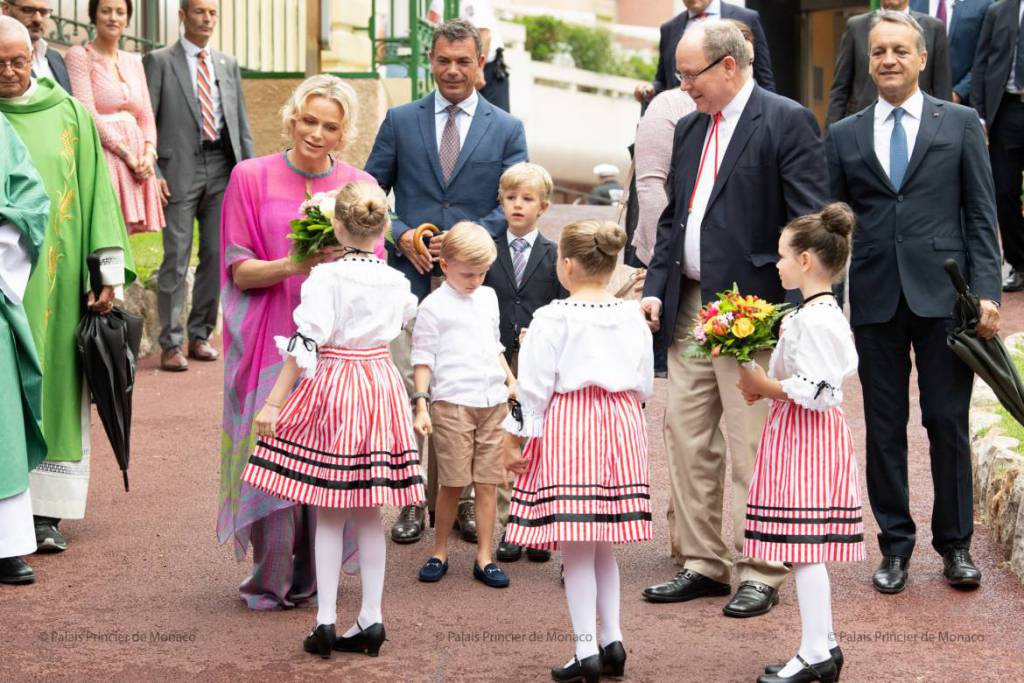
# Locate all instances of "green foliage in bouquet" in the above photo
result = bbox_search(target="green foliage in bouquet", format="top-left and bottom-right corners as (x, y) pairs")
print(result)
(288, 192), (337, 262)
(684, 284), (791, 363)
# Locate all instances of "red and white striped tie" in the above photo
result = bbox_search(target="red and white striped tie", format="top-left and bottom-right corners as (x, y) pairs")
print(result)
(196, 50), (217, 141)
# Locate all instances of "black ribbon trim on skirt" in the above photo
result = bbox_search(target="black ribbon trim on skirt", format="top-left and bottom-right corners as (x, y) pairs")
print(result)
(264, 436), (418, 461)
(255, 440), (422, 472)
(747, 503), (862, 512)
(743, 530), (864, 545)
(507, 511), (652, 527)
(745, 512), (863, 525)
(510, 492), (651, 508)
(248, 456), (424, 491)
(513, 482), (651, 495)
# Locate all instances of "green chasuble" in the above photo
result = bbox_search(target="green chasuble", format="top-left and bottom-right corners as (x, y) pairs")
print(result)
(0, 78), (135, 464)
(0, 114), (50, 499)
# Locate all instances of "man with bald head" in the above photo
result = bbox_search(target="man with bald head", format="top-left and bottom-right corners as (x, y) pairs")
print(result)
(640, 20), (827, 618)
(0, 15), (133, 553)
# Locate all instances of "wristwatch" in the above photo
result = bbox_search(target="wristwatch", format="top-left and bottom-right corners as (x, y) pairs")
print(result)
(409, 391), (431, 405)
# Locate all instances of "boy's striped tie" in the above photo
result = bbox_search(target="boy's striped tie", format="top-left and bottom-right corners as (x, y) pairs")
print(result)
(510, 238), (528, 287)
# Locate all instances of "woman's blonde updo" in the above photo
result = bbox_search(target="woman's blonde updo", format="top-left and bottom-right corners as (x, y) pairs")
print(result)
(280, 74), (359, 151)
(559, 220), (627, 277)
(334, 181), (390, 239)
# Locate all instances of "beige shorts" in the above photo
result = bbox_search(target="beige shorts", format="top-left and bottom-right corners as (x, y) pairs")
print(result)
(430, 401), (508, 487)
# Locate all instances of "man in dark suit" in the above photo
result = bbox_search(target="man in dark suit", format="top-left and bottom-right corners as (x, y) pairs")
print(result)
(2, 0), (71, 93)
(972, 0), (1024, 291)
(828, 11), (1000, 594)
(640, 20), (826, 618)
(827, 0), (951, 127)
(633, 0), (774, 102)
(365, 18), (528, 545)
(910, 0), (993, 105)
(143, 0), (254, 372)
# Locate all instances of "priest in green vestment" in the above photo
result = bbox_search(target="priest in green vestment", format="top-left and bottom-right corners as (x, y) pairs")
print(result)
(0, 101), (49, 584)
(0, 17), (135, 551)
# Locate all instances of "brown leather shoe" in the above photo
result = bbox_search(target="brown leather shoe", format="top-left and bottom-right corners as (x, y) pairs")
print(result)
(188, 339), (219, 361)
(160, 347), (189, 372)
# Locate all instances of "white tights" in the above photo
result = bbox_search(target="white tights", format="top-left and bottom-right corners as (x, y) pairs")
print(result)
(560, 542), (623, 662)
(776, 563), (834, 678)
(314, 506), (386, 636)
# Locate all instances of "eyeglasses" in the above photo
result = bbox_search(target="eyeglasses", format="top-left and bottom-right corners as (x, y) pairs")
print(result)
(675, 55), (726, 84)
(4, 2), (52, 18)
(0, 57), (30, 72)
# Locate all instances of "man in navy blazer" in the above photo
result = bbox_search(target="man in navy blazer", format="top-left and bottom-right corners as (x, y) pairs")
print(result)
(910, 0), (992, 104)
(640, 21), (825, 619)
(828, 11), (1000, 595)
(365, 18), (527, 545)
(2, 0), (71, 94)
(634, 0), (774, 102)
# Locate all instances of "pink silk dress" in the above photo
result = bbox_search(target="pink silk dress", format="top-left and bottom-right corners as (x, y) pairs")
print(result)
(65, 43), (165, 234)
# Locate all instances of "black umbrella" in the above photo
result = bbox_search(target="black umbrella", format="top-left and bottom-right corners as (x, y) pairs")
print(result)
(944, 259), (1024, 426)
(75, 254), (143, 491)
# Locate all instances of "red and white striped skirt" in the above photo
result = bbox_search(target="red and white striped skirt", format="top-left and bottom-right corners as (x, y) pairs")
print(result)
(504, 386), (652, 550)
(743, 400), (865, 563)
(241, 346), (425, 509)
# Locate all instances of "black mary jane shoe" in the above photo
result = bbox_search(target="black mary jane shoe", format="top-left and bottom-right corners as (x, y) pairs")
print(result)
(551, 654), (601, 683)
(302, 624), (335, 659)
(600, 641), (627, 677)
(496, 532), (523, 562)
(765, 646), (843, 681)
(333, 620), (387, 657)
(757, 654), (838, 683)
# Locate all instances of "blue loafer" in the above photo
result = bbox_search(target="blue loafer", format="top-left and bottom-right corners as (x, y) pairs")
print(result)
(418, 557), (448, 583)
(473, 561), (510, 588)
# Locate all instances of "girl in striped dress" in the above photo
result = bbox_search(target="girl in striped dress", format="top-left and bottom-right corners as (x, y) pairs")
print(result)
(241, 181), (425, 659)
(736, 203), (864, 683)
(504, 220), (653, 683)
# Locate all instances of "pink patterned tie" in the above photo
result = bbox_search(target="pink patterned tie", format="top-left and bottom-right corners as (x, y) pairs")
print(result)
(196, 50), (217, 141)
(937, 1), (947, 28)
(439, 104), (461, 183)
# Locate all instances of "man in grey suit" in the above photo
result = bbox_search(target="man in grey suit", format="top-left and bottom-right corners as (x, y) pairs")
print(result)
(827, 0), (951, 127)
(827, 11), (1000, 595)
(2, 0), (71, 93)
(143, 0), (254, 371)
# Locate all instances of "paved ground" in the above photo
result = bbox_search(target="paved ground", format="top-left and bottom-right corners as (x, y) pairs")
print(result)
(5, 266), (1024, 682)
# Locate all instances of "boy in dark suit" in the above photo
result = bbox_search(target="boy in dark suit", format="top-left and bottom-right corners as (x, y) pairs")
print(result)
(485, 162), (566, 563)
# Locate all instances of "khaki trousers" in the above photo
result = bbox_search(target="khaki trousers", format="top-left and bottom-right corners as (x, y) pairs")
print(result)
(663, 279), (788, 587)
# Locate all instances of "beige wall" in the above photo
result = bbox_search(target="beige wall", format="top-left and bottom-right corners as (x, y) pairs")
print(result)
(616, 0), (679, 27)
(506, 0), (617, 20)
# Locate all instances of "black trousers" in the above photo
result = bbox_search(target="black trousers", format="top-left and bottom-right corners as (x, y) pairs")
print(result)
(989, 94), (1024, 270)
(854, 296), (974, 558)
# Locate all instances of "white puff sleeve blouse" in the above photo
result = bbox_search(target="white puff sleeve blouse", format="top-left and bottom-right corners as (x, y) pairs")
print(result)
(770, 300), (858, 412)
(504, 299), (654, 437)
(275, 258), (418, 377)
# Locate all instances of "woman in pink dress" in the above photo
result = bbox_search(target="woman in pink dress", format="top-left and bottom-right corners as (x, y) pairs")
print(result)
(218, 75), (386, 610)
(66, 0), (164, 234)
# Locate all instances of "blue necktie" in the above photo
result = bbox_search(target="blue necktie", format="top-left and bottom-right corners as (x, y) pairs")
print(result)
(889, 107), (908, 190)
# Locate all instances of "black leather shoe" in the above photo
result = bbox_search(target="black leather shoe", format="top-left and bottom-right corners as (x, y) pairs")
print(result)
(497, 532), (522, 562)
(766, 646), (843, 680)
(600, 641), (627, 677)
(757, 654), (838, 683)
(390, 505), (425, 544)
(551, 653), (601, 683)
(942, 548), (981, 589)
(302, 623), (335, 659)
(723, 580), (779, 618)
(641, 569), (731, 603)
(872, 555), (909, 594)
(34, 516), (67, 553)
(0, 557), (35, 585)
(455, 500), (478, 543)
(526, 547), (552, 562)
(333, 621), (386, 657)
(1003, 269), (1024, 292)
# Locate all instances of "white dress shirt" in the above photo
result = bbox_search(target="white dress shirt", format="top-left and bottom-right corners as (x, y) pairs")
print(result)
(180, 35), (224, 135)
(411, 281), (508, 407)
(507, 228), (538, 268)
(683, 76), (756, 281)
(1007, 2), (1024, 94)
(504, 300), (654, 437)
(434, 90), (478, 153)
(31, 38), (54, 81)
(874, 89), (923, 181)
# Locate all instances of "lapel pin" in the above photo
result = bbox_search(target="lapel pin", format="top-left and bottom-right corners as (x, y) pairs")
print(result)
(933, 112), (940, 118)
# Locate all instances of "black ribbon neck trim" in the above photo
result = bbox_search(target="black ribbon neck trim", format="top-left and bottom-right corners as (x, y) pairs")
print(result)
(287, 332), (318, 355)
(341, 245), (375, 258)
(799, 291), (836, 308)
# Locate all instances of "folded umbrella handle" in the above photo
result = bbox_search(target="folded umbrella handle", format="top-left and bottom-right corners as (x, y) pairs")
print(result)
(86, 253), (104, 299)
(944, 258), (970, 296)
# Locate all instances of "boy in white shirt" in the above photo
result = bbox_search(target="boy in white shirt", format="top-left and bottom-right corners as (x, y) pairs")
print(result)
(411, 222), (516, 588)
